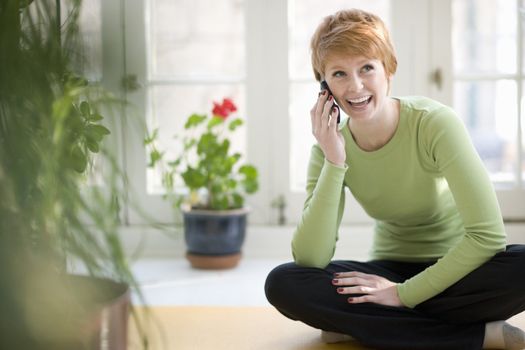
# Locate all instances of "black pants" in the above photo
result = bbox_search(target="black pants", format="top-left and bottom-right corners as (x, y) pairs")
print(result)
(264, 245), (525, 350)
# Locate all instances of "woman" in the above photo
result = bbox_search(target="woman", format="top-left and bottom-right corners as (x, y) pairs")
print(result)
(265, 9), (525, 350)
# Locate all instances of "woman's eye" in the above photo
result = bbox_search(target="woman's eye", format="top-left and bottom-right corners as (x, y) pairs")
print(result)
(361, 64), (374, 73)
(332, 71), (345, 78)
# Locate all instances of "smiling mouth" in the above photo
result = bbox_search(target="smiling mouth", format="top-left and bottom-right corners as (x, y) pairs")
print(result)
(348, 96), (372, 107)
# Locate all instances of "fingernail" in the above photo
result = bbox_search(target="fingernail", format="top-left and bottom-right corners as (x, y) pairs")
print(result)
(333, 273), (341, 277)
(333, 107), (338, 113)
(322, 90), (327, 95)
(337, 288), (344, 293)
(332, 279), (339, 284)
(348, 298), (354, 303)
(328, 95), (333, 101)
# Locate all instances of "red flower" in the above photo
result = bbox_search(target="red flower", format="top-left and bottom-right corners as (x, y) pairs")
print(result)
(222, 98), (237, 113)
(212, 102), (228, 118)
(212, 98), (237, 119)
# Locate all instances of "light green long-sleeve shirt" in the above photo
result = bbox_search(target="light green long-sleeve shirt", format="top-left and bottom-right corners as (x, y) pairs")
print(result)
(292, 96), (506, 308)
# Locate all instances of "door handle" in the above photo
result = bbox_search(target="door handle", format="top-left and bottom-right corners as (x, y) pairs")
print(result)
(121, 74), (141, 92)
(430, 68), (443, 91)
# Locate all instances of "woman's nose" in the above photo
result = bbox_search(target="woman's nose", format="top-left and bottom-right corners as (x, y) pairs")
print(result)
(347, 74), (364, 92)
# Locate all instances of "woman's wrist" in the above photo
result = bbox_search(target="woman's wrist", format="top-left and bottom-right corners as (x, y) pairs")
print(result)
(326, 158), (345, 167)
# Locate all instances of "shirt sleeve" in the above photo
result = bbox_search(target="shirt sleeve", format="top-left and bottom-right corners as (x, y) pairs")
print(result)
(291, 144), (348, 268)
(396, 107), (506, 308)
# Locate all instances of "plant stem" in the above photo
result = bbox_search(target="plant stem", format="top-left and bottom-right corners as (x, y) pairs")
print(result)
(55, 0), (62, 75)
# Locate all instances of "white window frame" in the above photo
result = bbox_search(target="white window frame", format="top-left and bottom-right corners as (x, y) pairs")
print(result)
(431, 0), (525, 221)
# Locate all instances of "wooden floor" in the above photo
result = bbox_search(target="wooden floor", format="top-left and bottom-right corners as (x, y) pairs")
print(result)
(128, 306), (367, 350)
(128, 306), (525, 350)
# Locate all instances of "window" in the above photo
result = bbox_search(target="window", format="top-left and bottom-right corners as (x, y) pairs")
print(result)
(78, 0), (102, 82)
(145, 0), (246, 194)
(452, 0), (524, 187)
(451, 0), (525, 219)
(77, 0), (106, 187)
(115, 0), (524, 225)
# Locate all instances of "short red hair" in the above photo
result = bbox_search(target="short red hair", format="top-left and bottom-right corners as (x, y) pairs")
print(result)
(310, 9), (397, 81)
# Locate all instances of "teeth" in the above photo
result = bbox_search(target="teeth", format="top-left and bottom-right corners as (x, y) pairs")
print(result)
(349, 96), (371, 103)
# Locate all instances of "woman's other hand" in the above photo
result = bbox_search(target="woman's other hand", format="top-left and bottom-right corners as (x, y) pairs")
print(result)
(310, 90), (346, 166)
(332, 271), (404, 307)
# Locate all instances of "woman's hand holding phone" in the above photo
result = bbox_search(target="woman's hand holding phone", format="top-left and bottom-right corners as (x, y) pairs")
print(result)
(320, 81), (340, 124)
(310, 83), (346, 167)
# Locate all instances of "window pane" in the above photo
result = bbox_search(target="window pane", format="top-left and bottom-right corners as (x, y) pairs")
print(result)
(522, 80), (525, 182)
(289, 0), (390, 80)
(146, 85), (245, 194)
(78, 0), (102, 81)
(77, 0), (103, 187)
(289, 82), (316, 192)
(452, 0), (517, 75)
(149, 0), (244, 78)
(523, 1), (525, 74)
(454, 80), (518, 185)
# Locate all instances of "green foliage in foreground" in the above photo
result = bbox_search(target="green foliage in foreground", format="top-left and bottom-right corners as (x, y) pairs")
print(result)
(0, 1), (149, 348)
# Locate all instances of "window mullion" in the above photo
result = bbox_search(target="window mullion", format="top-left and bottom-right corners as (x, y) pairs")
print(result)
(148, 77), (246, 85)
(517, 0), (524, 188)
(453, 74), (519, 81)
(245, 0), (289, 224)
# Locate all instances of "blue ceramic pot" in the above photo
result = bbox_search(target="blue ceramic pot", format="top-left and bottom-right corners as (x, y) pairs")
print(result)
(182, 207), (248, 268)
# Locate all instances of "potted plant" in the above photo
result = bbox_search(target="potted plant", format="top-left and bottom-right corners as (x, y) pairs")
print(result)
(146, 98), (259, 269)
(0, 1), (147, 348)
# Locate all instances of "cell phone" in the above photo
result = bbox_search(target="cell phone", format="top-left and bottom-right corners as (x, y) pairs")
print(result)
(320, 80), (340, 124)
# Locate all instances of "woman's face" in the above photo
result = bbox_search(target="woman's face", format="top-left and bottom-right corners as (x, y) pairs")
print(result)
(324, 53), (392, 122)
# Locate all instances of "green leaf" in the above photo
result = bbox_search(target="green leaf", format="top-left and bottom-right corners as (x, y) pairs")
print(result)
(228, 118), (243, 131)
(144, 129), (158, 145)
(86, 139), (100, 153)
(148, 149), (163, 167)
(162, 172), (174, 191)
(80, 101), (90, 116)
(211, 194), (229, 210)
(85, 124), (111, 142)
(66, 75), (89, 89)
(227, 154), (241, 167)
(181, 167), (207, 190)
(67, 114), (84, 135)
(197, 133), (218, 155)
(239, 164), (258, 179)
(214, 139), (230, 158)
(239, 164), (259, 194)
(88, 113), (104, 122)
(242, 178), (259, 194)
(207, 116), (224, 130)
(209, 183), (220, 198)
(232, 193), (244, 208)
(94, 124), (111, 135)
(167, 158), (181, 168)
(69, 146), (87, 173)
(184, 114), (207, 129)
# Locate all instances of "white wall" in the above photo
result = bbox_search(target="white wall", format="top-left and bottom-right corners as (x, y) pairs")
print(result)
(122, 223), (525, 260)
